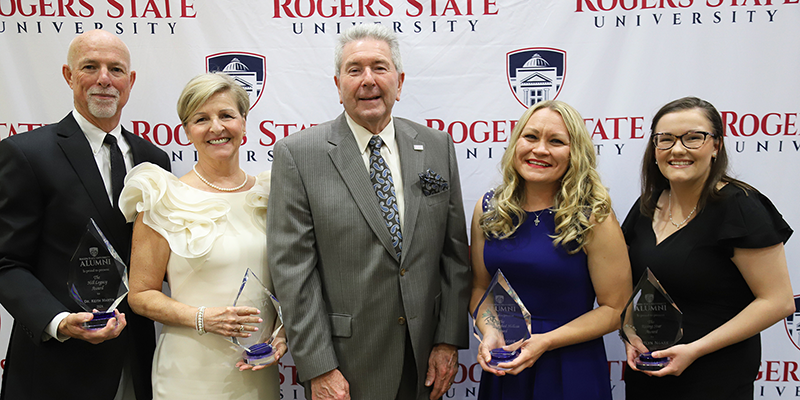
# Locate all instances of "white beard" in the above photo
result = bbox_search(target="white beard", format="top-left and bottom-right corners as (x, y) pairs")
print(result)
(88, 97), (118, 119)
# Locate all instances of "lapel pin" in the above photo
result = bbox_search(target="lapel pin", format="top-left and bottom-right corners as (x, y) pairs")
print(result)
(413, 144), (424, 151)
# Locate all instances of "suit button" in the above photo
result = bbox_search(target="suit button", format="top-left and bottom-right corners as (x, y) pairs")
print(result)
(398, 317), (406, 325)
(400, 268), (406, 276)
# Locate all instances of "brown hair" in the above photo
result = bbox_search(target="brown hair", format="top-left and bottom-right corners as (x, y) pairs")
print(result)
(640, 96), (752, 218)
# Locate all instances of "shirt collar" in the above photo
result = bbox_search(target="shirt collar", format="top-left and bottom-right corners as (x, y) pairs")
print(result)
(72, 109), (123, 155)
(345, 111), (396, 156)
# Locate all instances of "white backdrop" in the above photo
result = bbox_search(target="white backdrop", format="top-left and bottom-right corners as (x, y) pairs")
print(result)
(1, 0), (799, 397)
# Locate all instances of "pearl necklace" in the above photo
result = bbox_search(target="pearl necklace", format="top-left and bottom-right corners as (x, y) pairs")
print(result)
(668, 191), (697, 228)
(192, 164), (248, 192)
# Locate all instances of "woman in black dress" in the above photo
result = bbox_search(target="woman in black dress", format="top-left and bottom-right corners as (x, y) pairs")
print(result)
(622, 97), (794, 399)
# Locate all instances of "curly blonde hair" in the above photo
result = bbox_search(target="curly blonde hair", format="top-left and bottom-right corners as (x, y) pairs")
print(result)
(480, 100), (611, 254)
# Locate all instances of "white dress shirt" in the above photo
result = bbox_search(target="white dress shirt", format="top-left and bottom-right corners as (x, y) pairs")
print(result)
(73, 109), (135, 205)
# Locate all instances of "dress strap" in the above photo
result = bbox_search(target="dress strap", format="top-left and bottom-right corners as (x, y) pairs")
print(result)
(482, 189), (496, 213)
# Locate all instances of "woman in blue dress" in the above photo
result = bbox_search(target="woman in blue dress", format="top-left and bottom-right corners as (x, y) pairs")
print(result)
(470, 100), (632, 399)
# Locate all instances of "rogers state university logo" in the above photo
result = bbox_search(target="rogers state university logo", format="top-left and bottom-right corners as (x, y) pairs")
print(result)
(206, 52), (267, 110)
(784, 295), (800, 351)
(507, 48), (566, 108)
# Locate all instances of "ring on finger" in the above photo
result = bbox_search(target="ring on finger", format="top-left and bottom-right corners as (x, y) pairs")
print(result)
(239, 325), (245, 332)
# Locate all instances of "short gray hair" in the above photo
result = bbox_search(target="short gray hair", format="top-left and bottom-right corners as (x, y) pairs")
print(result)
(334, 24), (403, 78)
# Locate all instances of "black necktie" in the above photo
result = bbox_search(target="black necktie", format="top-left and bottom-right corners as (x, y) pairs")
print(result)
(103, 134), (125, 209)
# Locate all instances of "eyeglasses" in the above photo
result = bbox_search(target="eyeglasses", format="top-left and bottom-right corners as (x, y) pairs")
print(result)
(652, 131), (715, 150)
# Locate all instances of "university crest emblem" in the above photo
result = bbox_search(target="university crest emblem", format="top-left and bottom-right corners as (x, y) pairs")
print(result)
(206, 52), (267, 110)
(507, 48), (566, 108)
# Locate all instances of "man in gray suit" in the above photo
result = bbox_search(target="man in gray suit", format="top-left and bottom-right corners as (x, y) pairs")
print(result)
(267, 24), (470, 400)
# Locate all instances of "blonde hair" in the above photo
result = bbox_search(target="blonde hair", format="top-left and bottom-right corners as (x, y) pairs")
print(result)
(177, 72), (249, 126)
(480, 100), (611, 254)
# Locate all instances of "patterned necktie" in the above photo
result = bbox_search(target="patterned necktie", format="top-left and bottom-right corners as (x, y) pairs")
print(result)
(103, 134), (125, 209)
(367, 136), (402, 259)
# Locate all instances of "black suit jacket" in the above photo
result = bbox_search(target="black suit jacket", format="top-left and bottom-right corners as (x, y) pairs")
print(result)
(0, 113), (170, 400)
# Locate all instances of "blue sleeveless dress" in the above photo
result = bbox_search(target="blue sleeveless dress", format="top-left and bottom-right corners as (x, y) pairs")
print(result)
(477, 192), (612, 400)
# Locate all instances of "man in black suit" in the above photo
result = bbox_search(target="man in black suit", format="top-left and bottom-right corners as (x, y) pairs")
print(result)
(0, 29), (170, 399)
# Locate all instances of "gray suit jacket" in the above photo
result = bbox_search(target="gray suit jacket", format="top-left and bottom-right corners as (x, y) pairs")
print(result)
(267, 113), (470, 399)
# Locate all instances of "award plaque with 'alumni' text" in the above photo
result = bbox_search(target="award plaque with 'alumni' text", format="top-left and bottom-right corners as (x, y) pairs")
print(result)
(230, 268), (283, 366)
(620, 268), (683, 371)
(68, 219), (128, 330)
(472, 269), (532, 370)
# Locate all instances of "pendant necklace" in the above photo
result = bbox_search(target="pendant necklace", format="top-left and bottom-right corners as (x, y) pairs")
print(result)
(193, 164), (248, 192)
(668, 191), (697, 229)
(531, 208), (550, 226)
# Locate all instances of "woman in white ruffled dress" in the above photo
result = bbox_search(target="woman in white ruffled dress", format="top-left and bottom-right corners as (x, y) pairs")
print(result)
(120, 73), (284, 400)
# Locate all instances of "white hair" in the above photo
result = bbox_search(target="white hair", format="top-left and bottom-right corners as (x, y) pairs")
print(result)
(334, 24), (403, 78)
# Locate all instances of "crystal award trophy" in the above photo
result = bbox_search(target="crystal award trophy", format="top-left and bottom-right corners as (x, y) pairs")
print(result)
(472, 269), (531, 370)
(67, 219), (128, 330)
(231, 268), (283, 366)
(620, 268), (683, 371)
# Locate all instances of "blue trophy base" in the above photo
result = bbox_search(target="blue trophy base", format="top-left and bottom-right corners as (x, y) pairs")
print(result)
(488, 348), (520, 371)
(83, 311), (114, 330)
(244, 343), (275, 366)
(637, 352), (669, 371)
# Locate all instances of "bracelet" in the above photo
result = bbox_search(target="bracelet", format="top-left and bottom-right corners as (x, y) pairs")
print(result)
(196, 306), (206, 335)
